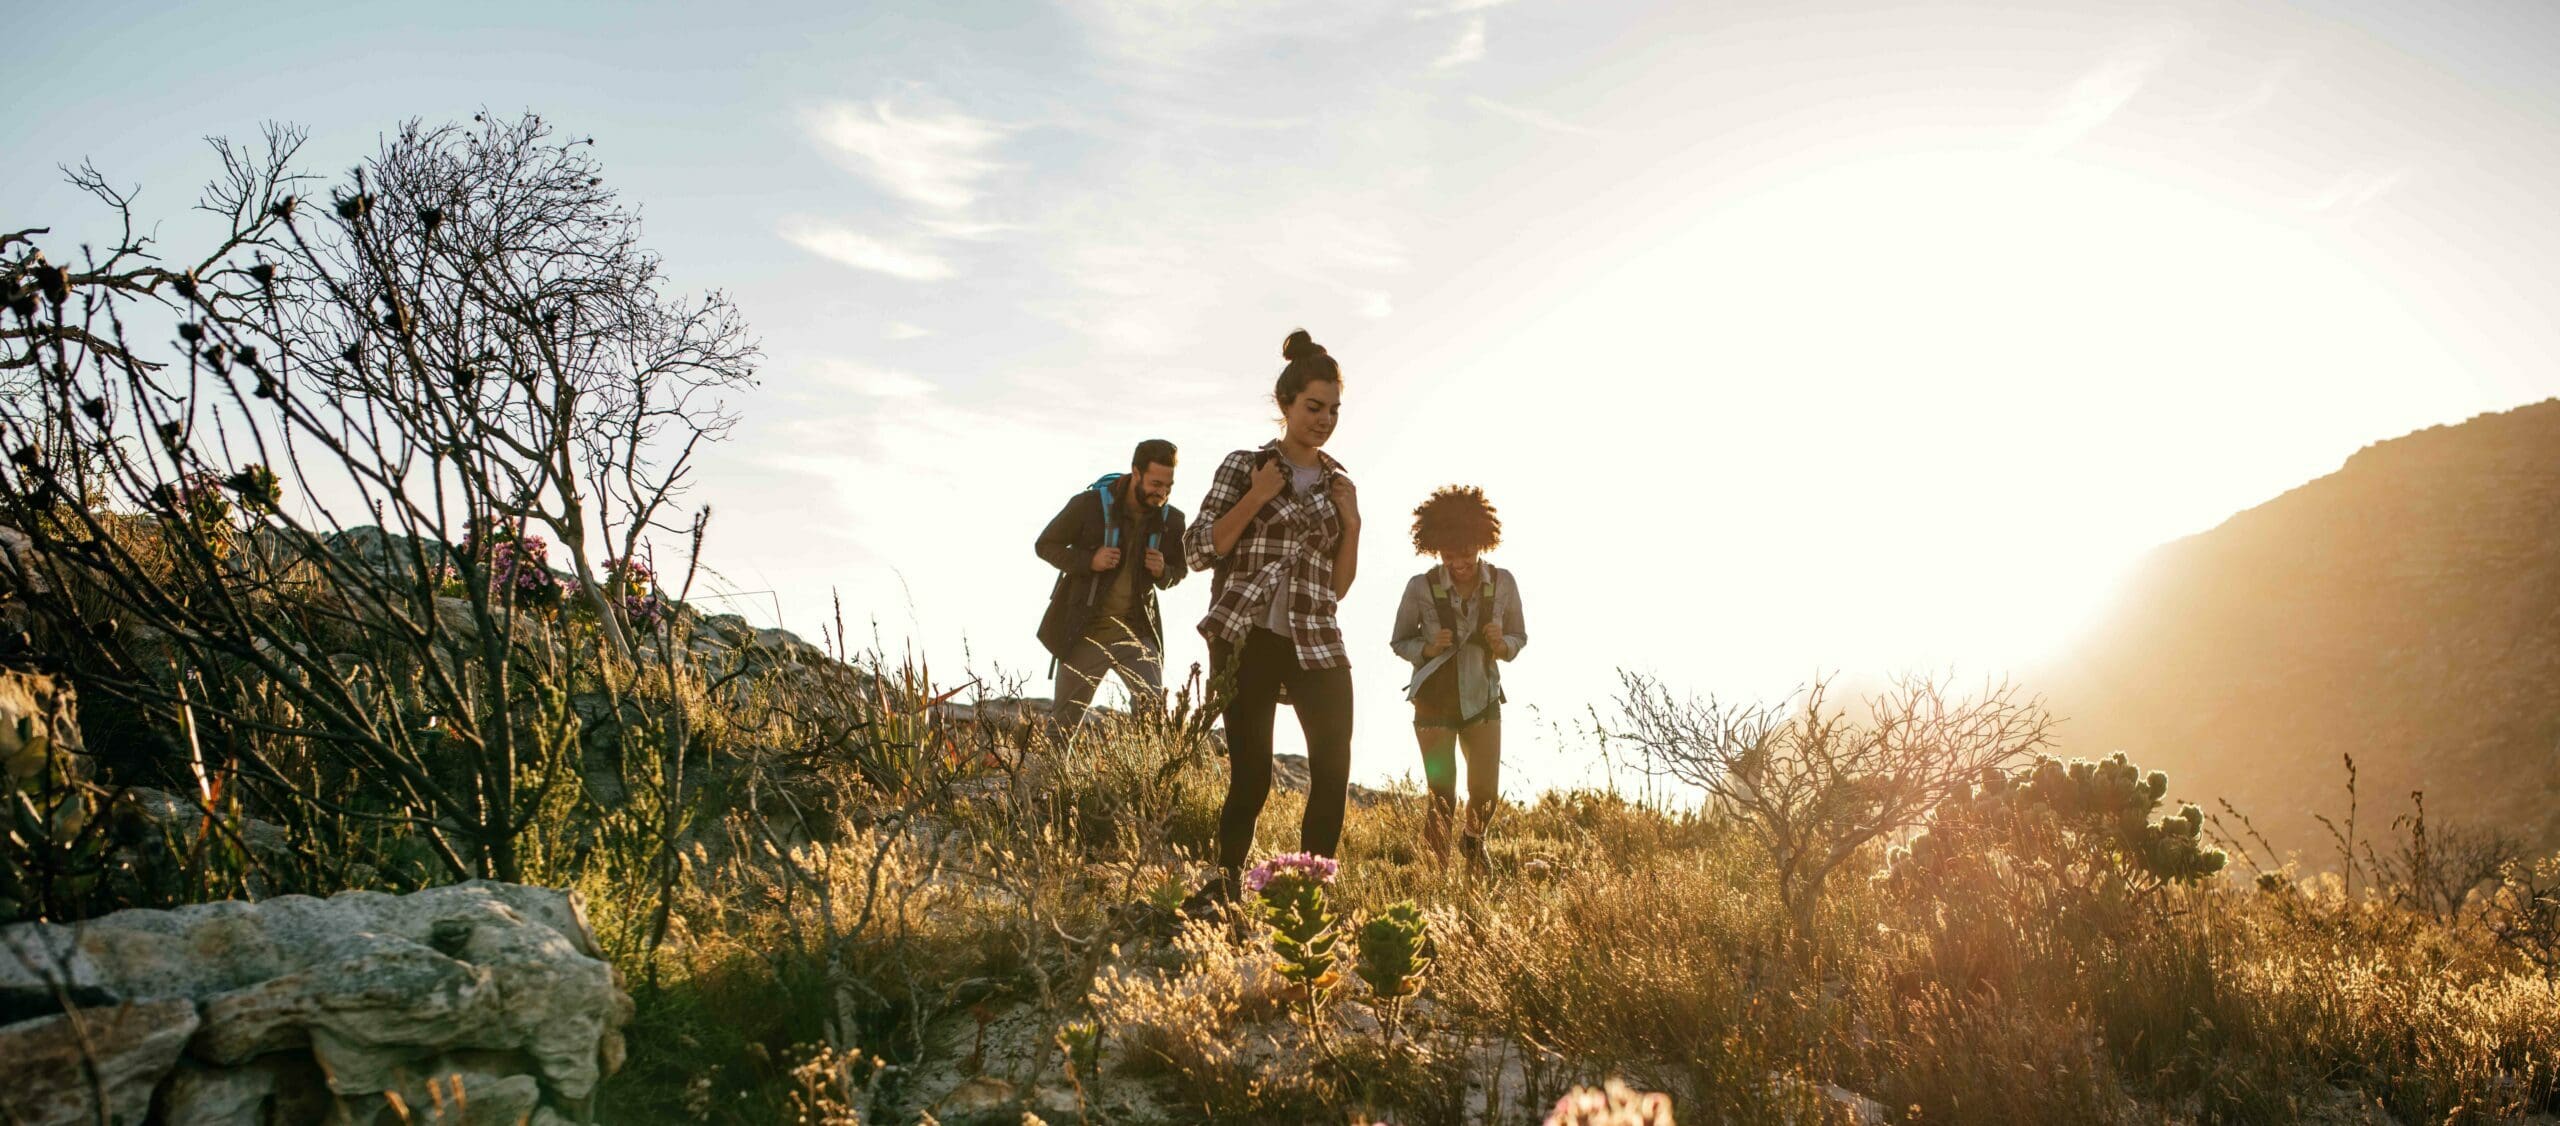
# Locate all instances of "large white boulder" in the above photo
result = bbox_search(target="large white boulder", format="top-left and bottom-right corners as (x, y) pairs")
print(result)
(0, 881), (631, 1125)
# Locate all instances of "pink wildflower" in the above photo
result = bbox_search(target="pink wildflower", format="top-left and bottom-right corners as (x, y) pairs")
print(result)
(1244, 851), (1340, 894)
(1544, 1080), (1676, 1126)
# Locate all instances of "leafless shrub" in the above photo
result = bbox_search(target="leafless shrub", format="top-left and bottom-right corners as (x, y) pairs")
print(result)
(0, 114), (750, 892)
(2485, 852), (2560, 981)
(1606, 673), (2053, 951)
(2366, 790), (2522, 924)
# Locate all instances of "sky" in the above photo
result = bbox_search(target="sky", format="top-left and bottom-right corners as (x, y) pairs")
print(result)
(10, 0), (2560, 796)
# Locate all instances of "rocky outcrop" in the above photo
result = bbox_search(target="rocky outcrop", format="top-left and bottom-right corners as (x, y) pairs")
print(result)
(0, 882), (631, 1126)
(0, 667), (87, 818)
(2049, 398), (2560, 856)
(0, 999), (199, 1125)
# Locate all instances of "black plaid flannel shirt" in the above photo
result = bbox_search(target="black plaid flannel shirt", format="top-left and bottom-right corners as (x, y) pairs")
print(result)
(1183, 442), (1353, 669)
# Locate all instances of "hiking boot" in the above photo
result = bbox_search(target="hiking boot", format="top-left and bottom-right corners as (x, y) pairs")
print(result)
(1460, 834), (1491, 878)
(1180, 871), (1240, 920)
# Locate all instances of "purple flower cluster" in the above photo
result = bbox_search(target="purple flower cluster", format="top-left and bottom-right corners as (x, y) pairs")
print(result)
(604, 556), (669, 631)
(454, 520), (566, 608)
(483, 535), (559, 599)
(604, 556), (655, 591)
(620, 591), (669, 631)
(1244, 852), (1341, 895)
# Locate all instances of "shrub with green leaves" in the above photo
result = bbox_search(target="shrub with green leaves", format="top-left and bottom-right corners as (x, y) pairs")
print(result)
(1248, 851), (1343, 1050)
(1250, 852), (1342, 986)
(1055, 1016), (1102, 1106)
(1889, 752), (2227, 909)
(1354, 899), (1436, 1043)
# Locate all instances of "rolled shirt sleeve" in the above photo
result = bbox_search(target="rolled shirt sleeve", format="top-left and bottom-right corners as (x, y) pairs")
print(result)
(1390, 573), (1432, 665)
(1183, 451), (1253, 575)
(1497, 569), (1526, 660)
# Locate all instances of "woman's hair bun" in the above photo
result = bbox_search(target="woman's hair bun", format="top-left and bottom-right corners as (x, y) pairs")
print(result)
(1281, 329), (1324, 363)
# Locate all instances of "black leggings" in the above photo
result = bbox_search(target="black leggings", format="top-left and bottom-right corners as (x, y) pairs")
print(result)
(1217, 627), (1354, 871)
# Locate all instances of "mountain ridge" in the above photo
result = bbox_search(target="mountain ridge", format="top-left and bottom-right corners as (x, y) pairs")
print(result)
(2048, 397), (2560, 858)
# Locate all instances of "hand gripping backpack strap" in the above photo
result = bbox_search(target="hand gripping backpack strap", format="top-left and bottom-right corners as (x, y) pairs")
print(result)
(1432, 570), (1492, 652)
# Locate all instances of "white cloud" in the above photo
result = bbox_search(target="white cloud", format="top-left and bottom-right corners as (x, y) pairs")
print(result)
(1057, 0), (1397, 87)
(1309, 214), (1409, 273)
(917, 218), (1024, 241)
(779, 218), (955, 281)
(2031, 35), (2180, 153)
(2308, 167), (2412, 214)
(1028, 230), (1219, 357)
(1413, 0), (1512, 16)
(1434, 17), (1486, 69)
(1468, 95), (1606, 138)
(806, 99), (1007, 211)
(2195, 56), (2302, 126)
(883, 322), (932, 341)
(811, 359), (936, 399)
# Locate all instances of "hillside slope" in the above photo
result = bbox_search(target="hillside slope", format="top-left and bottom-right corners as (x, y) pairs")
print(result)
(2048, 398), (2560, 857)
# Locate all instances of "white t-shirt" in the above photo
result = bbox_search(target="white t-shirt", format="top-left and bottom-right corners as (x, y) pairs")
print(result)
(1261, 460), (1328, 632)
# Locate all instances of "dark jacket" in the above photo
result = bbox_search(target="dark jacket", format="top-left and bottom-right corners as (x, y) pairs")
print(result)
(1036, 480), (1188, 661)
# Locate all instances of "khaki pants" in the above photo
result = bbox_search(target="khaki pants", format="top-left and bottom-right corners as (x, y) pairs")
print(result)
(1051, 617), (1162, 731)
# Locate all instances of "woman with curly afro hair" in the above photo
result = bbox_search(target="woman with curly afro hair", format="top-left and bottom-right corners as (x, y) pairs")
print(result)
(1389, 485), (1526, 874)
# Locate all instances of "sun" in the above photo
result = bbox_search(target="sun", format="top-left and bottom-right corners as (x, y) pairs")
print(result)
(1369, 146), (2466, 687)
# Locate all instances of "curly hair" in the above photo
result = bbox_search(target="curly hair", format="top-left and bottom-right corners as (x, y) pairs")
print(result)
(1410, 485), (1502, 557)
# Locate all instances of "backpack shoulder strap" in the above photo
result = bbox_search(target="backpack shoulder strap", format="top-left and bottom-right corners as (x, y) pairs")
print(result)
(1091, 474), (1121, 548)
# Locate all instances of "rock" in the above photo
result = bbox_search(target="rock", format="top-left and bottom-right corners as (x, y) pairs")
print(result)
(0, 669), (91, 838)
(1270, 752), (1393, 805)
(195, 941), (489, 1078)
(340, 1068), (542, 1126)
(0, 998), (199, 1126)
(935, 1074), (1020, 1117)
(1031, 1082), (1084, 1120)
(0, 881), (630, 1123)
(121, 787), (296, 866)
(161, 1054), (333, 1125)
(433, 595), (480, 639)
(1826, 1083), (1890, 1125)
(324, 526), (448, 573)
(699, 612), (754, 643)
(752, 625), (825, 663)
(1767, 1072), (1888, 1125)
(0, 524), (51, 594)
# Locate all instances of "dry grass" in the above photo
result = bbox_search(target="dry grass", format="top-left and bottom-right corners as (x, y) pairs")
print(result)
(577, 690), (2560, 1126)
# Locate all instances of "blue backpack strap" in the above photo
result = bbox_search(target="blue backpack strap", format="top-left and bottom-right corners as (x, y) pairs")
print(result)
(1091, 474), (1122, 549)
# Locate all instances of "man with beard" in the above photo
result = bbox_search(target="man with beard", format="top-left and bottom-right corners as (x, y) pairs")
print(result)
(1037, 439), (1188, 733)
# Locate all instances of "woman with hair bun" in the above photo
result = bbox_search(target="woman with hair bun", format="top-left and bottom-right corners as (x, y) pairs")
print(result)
(1389, 485), (1525, 875)
(1179, 328), (1362, 914)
